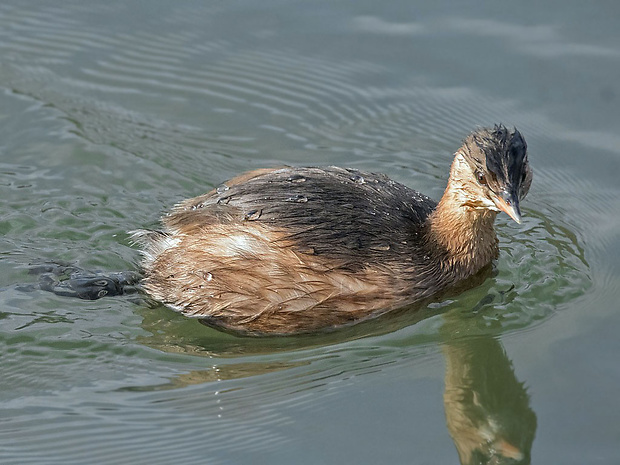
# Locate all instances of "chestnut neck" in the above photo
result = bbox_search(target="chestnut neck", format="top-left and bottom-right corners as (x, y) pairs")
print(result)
(425, 156), (499, 278)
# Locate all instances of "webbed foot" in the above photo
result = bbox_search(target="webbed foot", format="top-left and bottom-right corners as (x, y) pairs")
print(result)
(26, 263), (141, 300)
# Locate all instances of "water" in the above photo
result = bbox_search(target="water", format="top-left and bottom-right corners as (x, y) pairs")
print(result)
(0, 1), (618, 464)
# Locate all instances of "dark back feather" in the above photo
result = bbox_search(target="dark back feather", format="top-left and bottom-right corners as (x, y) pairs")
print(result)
(169, 167), (438, 270)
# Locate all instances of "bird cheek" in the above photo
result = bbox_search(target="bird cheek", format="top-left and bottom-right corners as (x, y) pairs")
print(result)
(474, 187), (498, 210)
(481, 196), (500, 211)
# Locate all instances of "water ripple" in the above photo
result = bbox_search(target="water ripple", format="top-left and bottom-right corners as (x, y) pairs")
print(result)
(0, 2), (613, 463)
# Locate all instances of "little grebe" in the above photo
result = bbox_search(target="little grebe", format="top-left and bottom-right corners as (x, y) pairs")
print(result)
(134, 125), (532, 335)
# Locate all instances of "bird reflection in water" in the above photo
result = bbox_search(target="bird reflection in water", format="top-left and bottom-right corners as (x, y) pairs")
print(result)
(134, 299), (538, 464)
(441, 310), (537, 464)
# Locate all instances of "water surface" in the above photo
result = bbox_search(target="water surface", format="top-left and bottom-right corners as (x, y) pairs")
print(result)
(1, 1), (619, 464)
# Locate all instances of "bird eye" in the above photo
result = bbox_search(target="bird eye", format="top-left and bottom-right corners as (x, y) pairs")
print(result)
(476, 171), (487, 185)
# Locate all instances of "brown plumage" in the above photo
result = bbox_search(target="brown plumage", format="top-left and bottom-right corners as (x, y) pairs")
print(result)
(133, 125), (532, 335)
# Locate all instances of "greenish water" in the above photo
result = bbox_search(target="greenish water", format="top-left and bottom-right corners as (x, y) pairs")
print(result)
(0, 1), (618, 464)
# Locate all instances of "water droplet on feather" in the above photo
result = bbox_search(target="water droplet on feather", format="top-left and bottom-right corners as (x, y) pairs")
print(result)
(244, 209), (262, 221)
(287, 194), (308, 203)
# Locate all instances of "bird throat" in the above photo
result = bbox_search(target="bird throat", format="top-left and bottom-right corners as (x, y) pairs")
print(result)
(426, 180), (499, 279)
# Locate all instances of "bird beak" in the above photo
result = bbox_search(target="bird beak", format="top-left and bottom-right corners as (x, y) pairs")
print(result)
(493, 190), (522, 224)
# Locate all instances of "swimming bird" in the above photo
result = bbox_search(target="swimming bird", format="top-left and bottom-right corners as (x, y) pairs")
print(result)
(133, 125), (532, 335)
